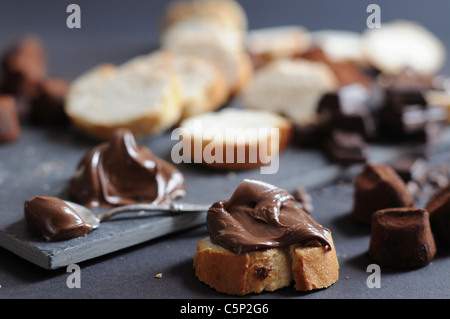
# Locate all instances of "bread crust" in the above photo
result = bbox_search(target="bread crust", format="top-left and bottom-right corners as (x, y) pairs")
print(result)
(162, 0), (248, 32)
(179, 108), (292, 171)
(193, 233), (339, 295)
(65, 50), (231, 140)
(161, 17), (253, 95)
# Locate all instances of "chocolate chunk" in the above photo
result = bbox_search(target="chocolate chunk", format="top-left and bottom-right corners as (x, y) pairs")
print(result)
(425, 183), (450, 246)
(254, 266), (270, 279)
(322, 129), (368, 164)
(381, 68), (434, 93)
(1, 36), (47, 98)
(30, 77), (69, 126)
(369, 207), (436, 268)
(380, 102), (446, 136)
(352, 164), (414, 225)
(392, 156), (428, 185)
(317, 84), (376, 139)
(0, 94), (20, 143)
(377, 68), (447, 142)
(293, 186), (314, 214)
(292, 122), (323, 147)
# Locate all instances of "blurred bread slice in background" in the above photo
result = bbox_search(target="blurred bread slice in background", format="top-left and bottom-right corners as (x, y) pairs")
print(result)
(245, 25), (312, 69)
(361, 20), (446, 76)
(311, 29), (367, 67)
(242, 59), (338, 127)
(65, 53), (183, 140)
(122, 50), (229, 121)
(161, 17), (253, 95)
(161, 0), (248, 32)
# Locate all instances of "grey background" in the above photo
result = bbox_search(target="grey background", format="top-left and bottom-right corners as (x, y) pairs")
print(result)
(0, 0), (450, 300)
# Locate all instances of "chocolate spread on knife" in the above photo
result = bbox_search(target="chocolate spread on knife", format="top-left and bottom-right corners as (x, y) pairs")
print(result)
(69, 129), (186, 208)
(24, 196), (93, 241)
(207, 179), (332, 254)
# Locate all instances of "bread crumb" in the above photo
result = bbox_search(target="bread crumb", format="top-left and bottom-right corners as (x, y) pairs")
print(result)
(155, 273), (163, 279)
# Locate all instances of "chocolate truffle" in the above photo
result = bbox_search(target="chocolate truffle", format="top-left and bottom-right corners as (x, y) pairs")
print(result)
(24, 196), (94, 241)
(425, 183), (450, 246)
(369, 207), (436, 268)
(69, 129), (186, 208)
(352, 164), (414, 225)
(30, 77), (69, 126)
(322, 129), (368, 164)
(1, 36), (47, 98)
(0, 94), (20, 143)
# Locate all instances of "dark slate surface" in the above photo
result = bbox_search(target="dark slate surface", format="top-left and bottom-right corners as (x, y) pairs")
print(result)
(0, 0), (450, 299)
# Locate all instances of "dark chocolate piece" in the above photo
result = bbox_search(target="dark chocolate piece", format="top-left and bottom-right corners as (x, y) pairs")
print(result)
(292, 122), (323, 147)
(369, 207), (436, 268)
(322, 129), (368, 164)
(317, 84), (376, 139)
(352, 164), (414, 225)
(69, 129), (186, 208)
(1, 36), (47, 98)
(30, 77), (69, 126)
(24, 196), (94, 241)
(392, 156), (428, 185)
(425, 184), (450, 246)
(207, 179), (331, 254)
(382, 67), (434, 93)
(293, 186), (314, 214)
(377, 68), (447, 142)
(0, 94), (20, 143)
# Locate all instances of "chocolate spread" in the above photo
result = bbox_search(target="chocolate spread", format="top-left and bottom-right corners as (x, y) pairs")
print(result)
(24, 196), (93, 241)
(69, 129), (186, 208)
(207, 179), (332, 254)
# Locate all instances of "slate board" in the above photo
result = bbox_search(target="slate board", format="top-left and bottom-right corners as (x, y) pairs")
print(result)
(2, 115), (450, 270)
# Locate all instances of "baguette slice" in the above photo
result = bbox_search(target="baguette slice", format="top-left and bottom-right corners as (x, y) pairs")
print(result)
(194, 232), (339, 295)
(161, 0), (248, 32)
(243, 58), (338, 126)
(246, 25), (312, 67)
(177, 108), (292, 171)
(161, 18), (253, 95)
(361, 20), (446, 76)
(311, 29), (366, 66)
(122, 51), (229, 121)
(65, 53), (182, 140)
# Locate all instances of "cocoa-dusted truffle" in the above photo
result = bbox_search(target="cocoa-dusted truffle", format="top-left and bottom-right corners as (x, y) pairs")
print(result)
(30, 77), (69, 126)
(0, 94), (20, 143)
(352, 164), (414, 225)
(369, 207), (436, 268)
(1, 36), (47, 98)
(425, 183), (450, 246)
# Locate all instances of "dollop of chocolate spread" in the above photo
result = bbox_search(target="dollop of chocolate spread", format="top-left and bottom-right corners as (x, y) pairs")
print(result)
(24, 196), (93, 241)
(69, 129), (186, 208)
(207, 179), (332, 254)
